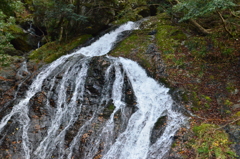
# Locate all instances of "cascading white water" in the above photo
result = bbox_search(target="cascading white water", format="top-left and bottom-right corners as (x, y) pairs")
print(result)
(0, 21), (187, 159)
(101, 57), (186, 159)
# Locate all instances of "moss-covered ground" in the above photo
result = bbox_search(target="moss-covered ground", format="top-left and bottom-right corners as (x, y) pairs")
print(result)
(110, 30), (152, 69)
(29, 34), (92, 63)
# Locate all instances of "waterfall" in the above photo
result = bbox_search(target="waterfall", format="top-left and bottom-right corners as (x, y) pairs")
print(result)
(37, 41), (41, 48)
(0, 21), (187, 159)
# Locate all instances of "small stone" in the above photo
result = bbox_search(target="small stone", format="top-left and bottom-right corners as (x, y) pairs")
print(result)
(196, 78), (201, 83)
(145, 43), (156, 54)
(232, 89), (239, 95)
(148, 30), (157, 35)
(233, 104), (240, 110)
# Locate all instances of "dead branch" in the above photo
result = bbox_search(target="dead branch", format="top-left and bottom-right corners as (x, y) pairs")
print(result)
(213, 117), (240, 132)
(217, 11), (233, 37)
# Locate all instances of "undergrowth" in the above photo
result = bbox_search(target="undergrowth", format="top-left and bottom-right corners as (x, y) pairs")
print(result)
(191, 123), (237, 159)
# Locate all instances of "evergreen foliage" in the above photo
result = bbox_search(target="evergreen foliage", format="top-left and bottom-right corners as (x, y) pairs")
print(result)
(0, 0), (25, 65)
(0, 11), (15, 54)
(33, 0), (87, 41)
(173, 0), (236, 22)
(0, 0), (14, 16)
(0, 0), (25, 48)
(0, 11), (15, 66)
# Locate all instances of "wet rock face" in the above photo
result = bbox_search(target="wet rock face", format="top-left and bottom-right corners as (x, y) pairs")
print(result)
(0, 56), (137, 158)
(0, 60), (42, 159)
(69, 57), (137, 158)
(0, 59), (39, 117)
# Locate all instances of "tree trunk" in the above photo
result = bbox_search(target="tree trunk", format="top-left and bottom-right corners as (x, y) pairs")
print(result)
(59, 26), (63, 42)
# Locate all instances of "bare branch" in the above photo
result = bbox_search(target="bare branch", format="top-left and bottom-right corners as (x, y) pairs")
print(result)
(217, 11), (233, 37)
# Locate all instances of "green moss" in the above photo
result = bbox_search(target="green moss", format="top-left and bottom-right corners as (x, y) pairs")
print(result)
(29, 41), (55, 60)
(209, 75), (215, 79)
(110, 30), (152, 68)
(202, 95), (212, 102)
(184, 34), (237, 62)
(156, 25), (180, 54)
(153, 13), (186, 57)
(224, 99), (233, 106)
(226, 82), (236, 93)
(192, 123), (237, 159)
(158, 77), (171, 88)
(233, 111), (240, 125)
(8, 25), (24, 34)
(184, 37), (209, 58)
(29, 34), (92, 63)
(111, 33), (141, 55)
(154, 116), (166, 128)
(180, 92), (189, 103)
(171, 142), (176, 148)
(0, 54), (11, 67)
(190, 91), (201, 110)
(0, 54), (23, 67)
(108, 104), (115, 110)
(235, 111), (240, 116)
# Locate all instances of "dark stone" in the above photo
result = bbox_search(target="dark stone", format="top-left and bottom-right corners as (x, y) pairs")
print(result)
(148, 30), (157, 35)
(138, 7), (150, 17)
(145, 43), (156, 54)
(224, 125), (240, 157)
(149, 5), (158, 16)
(151, 115), (167, 144)
(11, 38), (32, 52)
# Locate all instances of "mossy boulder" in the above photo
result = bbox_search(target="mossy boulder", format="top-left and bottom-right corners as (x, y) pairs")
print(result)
(6, 24), (44, 54)
(110, 29), (152, 70)
(4, 24), (33, 54)
(29, 34), (92, 63)
(11, 38), (32, 53)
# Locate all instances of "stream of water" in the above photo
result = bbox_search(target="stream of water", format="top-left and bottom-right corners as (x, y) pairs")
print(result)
(0, 21), (187, 159)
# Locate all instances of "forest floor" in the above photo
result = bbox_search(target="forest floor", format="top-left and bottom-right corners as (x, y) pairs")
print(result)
(159, 16), (240, 158)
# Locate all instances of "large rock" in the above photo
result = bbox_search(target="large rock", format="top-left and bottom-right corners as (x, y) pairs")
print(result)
(225, 125), (240, 157)
(0, 56), (136, 158)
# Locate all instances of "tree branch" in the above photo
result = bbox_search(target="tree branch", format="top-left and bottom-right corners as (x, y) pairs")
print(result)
(213, 117), (240, 132)
(217, 11), (233, 37)
(230, 10), (240, 18)
(189, 19), (211, 35)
